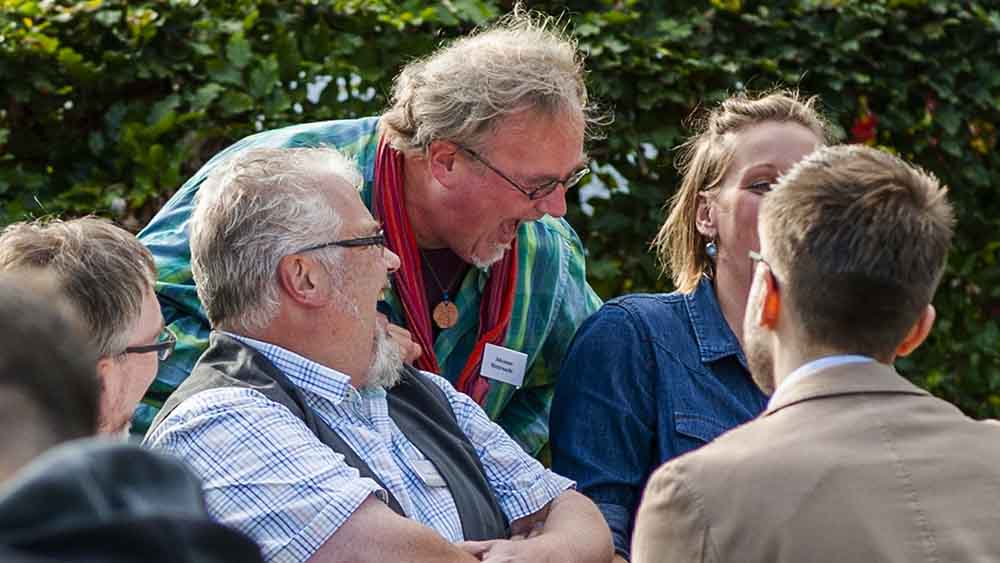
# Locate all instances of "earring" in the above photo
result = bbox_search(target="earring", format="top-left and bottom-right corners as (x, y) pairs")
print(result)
(705, 240), (718, 260)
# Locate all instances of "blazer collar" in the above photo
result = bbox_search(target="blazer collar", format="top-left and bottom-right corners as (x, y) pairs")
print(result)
(765, 360), (930, 416)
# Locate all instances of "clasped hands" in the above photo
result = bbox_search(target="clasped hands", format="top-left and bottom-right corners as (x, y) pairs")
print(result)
(457, 521), (550, 563)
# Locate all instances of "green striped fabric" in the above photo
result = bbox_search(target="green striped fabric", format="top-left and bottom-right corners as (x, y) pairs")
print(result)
(135, 117), (602, 456)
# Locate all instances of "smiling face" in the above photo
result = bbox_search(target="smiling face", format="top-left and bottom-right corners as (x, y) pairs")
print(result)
(697, 120), (821, 304)
(320, 178), (401, 368)
(436, 108), (586, 267)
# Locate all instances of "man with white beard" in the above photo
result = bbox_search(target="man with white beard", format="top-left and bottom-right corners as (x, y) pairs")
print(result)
(145, 147), (612, 563)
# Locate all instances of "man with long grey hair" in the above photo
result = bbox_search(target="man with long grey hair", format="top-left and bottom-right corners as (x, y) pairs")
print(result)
(145, 147), (612, 563)
(135, 7), (603, 458)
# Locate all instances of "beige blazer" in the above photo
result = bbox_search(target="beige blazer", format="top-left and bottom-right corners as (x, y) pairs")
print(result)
(631, 361), (1000, 563)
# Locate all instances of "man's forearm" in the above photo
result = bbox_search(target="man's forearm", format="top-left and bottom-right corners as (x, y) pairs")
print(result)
(308, 496), (479, 563)
(533, 490), (614, 563)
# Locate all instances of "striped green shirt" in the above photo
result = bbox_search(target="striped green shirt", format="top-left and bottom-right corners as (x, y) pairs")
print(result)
(135, 117), (602, 457)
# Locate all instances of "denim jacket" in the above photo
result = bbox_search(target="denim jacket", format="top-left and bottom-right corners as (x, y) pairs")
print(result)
(550, 277), (768, 560)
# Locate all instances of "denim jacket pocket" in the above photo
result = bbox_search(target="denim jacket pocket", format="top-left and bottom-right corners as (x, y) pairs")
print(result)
(673, 412), (731, 456)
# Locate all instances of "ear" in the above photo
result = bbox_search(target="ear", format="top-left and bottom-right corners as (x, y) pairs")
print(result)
(427, 140), (460, 189)
(277, 254), (327, 308)
(695, 191), (717, 238)
(758, 266), (781, 329)
(95, 356), (114, 390)
(747, 263), (780, 333)
(895, 304), (935, 358)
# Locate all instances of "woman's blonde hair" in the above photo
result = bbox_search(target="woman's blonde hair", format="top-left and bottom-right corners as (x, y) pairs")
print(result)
(652, 89), (835, 293)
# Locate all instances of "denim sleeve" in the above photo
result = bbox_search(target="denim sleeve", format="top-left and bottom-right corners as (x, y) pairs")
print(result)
(550, 302), (657, 560)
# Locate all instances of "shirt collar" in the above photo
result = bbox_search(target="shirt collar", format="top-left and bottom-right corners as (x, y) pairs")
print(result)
(222, 331), (356, 406)
(768, 354), (874, 408)
(684, 276), (746, 367)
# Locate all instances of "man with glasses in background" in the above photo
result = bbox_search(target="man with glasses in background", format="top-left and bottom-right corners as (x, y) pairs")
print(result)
(135, 9), (603, 459)
(0, 272), (263, 563)
(145, 147), (612, 563)
(0, 216), (172, 438)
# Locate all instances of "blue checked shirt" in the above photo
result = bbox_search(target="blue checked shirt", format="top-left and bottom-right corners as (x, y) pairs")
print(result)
(145, 332), (574, 563)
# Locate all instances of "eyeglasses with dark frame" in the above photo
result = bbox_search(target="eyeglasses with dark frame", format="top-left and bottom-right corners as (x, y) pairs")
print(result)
(124, 327), (177, 362)
(296, 229), (386, 256)
(457, 145), (590, 201)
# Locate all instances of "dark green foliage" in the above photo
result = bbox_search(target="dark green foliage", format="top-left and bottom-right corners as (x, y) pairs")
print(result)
(2, 0), (998, 417)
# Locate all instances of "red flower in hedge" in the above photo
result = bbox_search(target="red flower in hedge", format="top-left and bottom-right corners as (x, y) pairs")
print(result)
(851, 112), (879, 145)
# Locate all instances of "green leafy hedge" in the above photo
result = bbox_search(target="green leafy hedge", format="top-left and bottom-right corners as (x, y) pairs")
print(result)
(2, 0), (998, 417)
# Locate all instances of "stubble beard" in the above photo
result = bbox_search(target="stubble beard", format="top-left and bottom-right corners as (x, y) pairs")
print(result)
(743, 284), (776, 395)
(745, 327), (776, 396)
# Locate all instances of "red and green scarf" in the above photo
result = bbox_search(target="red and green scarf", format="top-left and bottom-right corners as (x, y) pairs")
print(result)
(373, 138), (518, 404)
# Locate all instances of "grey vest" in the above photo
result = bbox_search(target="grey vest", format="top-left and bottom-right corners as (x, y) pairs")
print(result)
(150, 333), (509, 541)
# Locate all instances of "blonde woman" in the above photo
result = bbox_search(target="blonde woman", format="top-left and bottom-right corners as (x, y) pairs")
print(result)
(551, 90), (836, 562)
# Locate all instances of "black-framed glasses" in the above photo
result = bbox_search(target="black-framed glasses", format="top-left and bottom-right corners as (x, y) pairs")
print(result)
(124, 327), (176, 362)
(458, 145), (590, 201)
(296, 229), (386, 256)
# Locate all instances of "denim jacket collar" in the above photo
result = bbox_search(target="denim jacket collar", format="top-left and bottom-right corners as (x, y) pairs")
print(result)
(683, 276), (748, 369)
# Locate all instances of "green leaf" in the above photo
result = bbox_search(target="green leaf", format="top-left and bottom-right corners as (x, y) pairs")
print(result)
(276, 33), (301, 82)
(191, 83), (225, 112)
(219, 91), (254, 116)
(95, 10), (122, 27)
(147, 94), (181, 127)
(249, 58), (279, 98)
(937, 106), (962, 135)
(190, 42), (215, 57)
(207, 58), (244, 87)
(23, 32), (59, 54)
(576, 23), (600, 37)
(605, 37), (629, 55)
(226, 33), (252, 69)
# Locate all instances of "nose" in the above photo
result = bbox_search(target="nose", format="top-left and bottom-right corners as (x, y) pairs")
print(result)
(534, 185), (568, 218)
(384, 247), (401, 274)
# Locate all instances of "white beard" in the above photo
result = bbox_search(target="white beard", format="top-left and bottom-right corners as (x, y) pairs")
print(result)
(365, 324), (404, 390)
(470, 242), (511, 270)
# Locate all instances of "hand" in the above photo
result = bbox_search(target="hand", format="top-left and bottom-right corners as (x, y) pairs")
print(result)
(457, 539), (548, 563)
(377, 313), (423, 364)
(509, 520), (545, 541)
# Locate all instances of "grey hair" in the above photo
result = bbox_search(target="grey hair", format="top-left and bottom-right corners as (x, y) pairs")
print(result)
(0, 217), (156, 357)
(190, 147), (363, 333)
(380, 6), (605, 155)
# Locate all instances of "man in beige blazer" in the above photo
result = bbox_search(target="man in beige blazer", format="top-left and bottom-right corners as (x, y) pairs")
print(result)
(632, 144), (1000, 563)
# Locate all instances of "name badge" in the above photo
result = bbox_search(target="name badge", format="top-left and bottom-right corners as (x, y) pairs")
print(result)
(480, 343), (527, 388)
(412, 459), (447, 488)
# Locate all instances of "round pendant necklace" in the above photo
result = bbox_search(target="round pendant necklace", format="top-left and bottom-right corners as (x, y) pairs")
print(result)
(421, 251), (465, 329)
